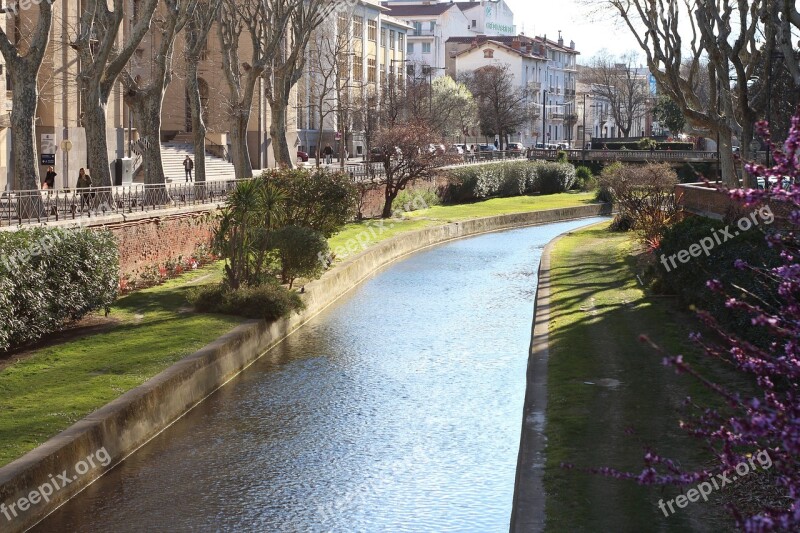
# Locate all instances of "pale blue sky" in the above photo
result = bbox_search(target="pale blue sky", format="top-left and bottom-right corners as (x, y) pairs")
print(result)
(504, 0), (642, 62)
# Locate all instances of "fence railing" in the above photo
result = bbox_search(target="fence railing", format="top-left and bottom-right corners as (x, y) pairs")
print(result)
(1, 180), (241, 228)
(527, 148), (719, 163)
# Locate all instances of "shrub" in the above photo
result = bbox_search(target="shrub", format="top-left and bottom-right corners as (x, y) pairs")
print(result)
(271, 225), (329, 288)
(574, 166), (594, 190)
(536, 162), (577, 194)
(189, 283), (304, 322)
(599, 162), (679, 247)
(474, 165), (502, 199)
(556, 150), (569, 163)
(263, 168), (358, 238)
(498, 161), (531, 197)
(0, 228), (119, 351)
(393, 186), (441, 213)
(637, 138), (657, 150)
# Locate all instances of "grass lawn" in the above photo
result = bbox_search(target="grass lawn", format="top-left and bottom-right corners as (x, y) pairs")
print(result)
(0, 263), (241, 467)
(329, 191), (597, 261)
(544, 224), (744, 531)
(0, 191), (599, 467)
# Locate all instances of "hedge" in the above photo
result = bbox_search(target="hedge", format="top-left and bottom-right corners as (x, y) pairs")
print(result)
(444, 161), (576, 202)
(0, 228), (119, 351)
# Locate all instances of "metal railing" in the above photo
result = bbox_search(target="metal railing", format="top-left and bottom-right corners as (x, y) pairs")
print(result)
(1, 180), (240, 227)
(527, 148), (720, 163)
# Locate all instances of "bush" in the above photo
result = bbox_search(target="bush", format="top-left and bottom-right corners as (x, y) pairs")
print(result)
(637, 138), (657, 150)
(556, 150), (569, 163)
(536, 162), (577, 194)
(654, 216), (779, 346)
(599, 162), (679, 247)
(189, 283), (304, 322)
(0, 228), (119, 351)
(574, 166), (594, 190)
(271, 225), (328, 288)
(393, 186), (441, 213)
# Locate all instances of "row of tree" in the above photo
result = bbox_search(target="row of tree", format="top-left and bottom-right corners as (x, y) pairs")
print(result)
(0, 0), (336, 190)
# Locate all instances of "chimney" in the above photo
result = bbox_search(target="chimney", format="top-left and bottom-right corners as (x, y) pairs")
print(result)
(557, 30), (564, 47)
(511, 38), (521, 51)
(570, 40), (575, 49)
(526, 43), (533, 55)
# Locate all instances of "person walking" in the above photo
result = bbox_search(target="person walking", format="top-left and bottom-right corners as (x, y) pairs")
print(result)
(77, 168), (92, 211)
(183, 155), (194, 182)
(42, 166), (57, 189)
(323, 144), (333, 165)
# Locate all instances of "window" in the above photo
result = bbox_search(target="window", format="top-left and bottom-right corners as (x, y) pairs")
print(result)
(407, 42), (414, 54)
(413, 21), (422, 35)
(354, 16), (363, 38)
(398, 34), (405, 51)
(367, 58), (377, 83)
(429, 21), (435, 31)
(390, 30), (396, 50)
(471, 20), (477, 28)
(422, 42), (431, 54)
(483, 49), (494, 58)
(353, 55), (363, 81)
(338, 14), (348, 37)
(367, 20), (377, 42)
(381, 28), (386, 47)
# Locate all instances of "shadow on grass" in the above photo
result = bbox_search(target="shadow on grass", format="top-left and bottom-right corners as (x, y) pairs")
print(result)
(542, 227), (749, 532)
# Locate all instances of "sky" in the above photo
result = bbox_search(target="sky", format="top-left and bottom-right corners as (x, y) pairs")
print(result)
(504, 0), (643, 63)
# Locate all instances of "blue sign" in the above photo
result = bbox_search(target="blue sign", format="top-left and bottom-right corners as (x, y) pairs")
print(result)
(41, 154), (55, 165)
(649, 73), (657, 96)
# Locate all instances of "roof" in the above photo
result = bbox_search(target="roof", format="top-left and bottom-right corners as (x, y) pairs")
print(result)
(447, 34), (580, 55)
(453, 39), (549, 61)
(381, 2), (457, 17)
(455, 2), (481, 11)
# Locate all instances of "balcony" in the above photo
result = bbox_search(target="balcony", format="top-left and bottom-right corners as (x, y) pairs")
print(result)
(528, 81), (542, 90)
(411, 29), (436, 37)
(550, 111), (565, 120)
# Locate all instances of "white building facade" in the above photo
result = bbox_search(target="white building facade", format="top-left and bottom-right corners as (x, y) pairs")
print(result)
(449, 34), (580, 147)
(383, 0), (515, 78)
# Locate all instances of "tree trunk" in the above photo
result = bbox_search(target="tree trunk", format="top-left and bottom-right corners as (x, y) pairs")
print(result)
(230, 109), (253, 179)
(382, 181), (397, 218)
(187, 60), (208, 183)
(9, 69), (39, 191)
(718, 127), (739, 188)
(269, 97), (294, 168)
(132, 99), (166, 185)
(739, 119), (756, 188)
(83, 83), (114, 188)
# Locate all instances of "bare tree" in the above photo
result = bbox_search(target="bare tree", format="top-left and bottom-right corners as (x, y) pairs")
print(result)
(374, 121), (456, 218)
(184, 0), (222, 183)
(218, 0), (290, 179)
(73, 0), (159, 187)
(464, 64), (529, 150)
(121, 0), (197, 185)
(768, 0), (800, 87)
(605, 0), (768, 186)
(0, 1), (54, 190)
(264, 0), (328, 168)
(583, 51), (650, 138)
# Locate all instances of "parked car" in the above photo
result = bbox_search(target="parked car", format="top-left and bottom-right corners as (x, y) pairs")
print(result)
(368, 147), (386, 163)
(297, 150), (309, 162)
(757, 176), (793, 190)
(478, 144), (497, 152)
(449, 145), (465, 155)
(507, 142), (525, 153)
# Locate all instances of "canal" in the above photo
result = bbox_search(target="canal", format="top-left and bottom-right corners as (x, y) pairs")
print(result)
(37, 218), (606, 532)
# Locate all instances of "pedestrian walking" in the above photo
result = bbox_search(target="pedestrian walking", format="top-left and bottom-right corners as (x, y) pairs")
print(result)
(77, 168), (92, 210)
(323, 144), (333, 165)
(183, 155), (194, 182)
(42, 166), (57, 189)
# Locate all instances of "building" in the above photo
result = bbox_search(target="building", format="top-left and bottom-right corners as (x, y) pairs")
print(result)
(296, 1), (411, 160)
(383, 0), (515, 78)
(449, 33), (580, 146)
(580, 65), (655, 142)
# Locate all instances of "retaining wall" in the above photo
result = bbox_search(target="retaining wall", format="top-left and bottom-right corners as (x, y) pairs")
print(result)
(0, 202), (612, 532)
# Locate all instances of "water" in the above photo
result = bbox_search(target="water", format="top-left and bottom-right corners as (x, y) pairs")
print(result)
(36, 218), (606, 533)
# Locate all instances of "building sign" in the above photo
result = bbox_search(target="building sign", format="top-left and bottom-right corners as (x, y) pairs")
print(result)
(649, 73), (657, 96)
(41, 154), (55, 165)
(486, 22), (514, 35)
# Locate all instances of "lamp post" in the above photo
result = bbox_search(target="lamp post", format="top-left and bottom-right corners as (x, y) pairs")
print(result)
(422, 65), (446, 118)
(581, 93), (587, 163)
(541, 89), (547, 149)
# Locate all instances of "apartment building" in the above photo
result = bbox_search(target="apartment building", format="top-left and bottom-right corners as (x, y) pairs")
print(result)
(297, 1), (411, 159)
(383, 0), (515, 78)
(449, 33), (580, 146)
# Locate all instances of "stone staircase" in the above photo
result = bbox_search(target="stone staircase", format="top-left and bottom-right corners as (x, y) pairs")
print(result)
(160, 139), (236, 182)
